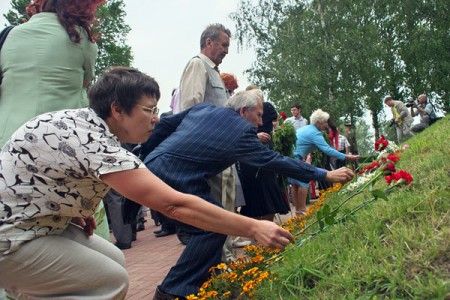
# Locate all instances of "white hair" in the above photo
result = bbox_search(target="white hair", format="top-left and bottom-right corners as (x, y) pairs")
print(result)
(225, 89), (262, 111)
(310, 109), (330, 125)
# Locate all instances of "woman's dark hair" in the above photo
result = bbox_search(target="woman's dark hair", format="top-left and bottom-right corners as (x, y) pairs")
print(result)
(327, 119), (338, 134)
(27, 0), (102, 43)
(88, 67), (160, 119)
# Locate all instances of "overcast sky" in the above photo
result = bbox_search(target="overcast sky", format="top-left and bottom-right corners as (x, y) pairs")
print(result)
(0, 0), (256, 113)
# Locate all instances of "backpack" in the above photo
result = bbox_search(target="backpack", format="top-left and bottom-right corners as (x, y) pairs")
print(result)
(428, 101), (443, 125)
(429, 115), (442, 126)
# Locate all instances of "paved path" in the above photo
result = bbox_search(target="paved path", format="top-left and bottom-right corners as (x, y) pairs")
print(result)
(117, 219), (184, 299)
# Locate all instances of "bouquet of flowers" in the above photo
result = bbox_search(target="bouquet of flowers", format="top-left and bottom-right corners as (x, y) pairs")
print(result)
(272, 112), (296, 158)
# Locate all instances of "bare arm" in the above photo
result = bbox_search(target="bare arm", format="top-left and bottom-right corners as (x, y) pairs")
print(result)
(345, 154), (360, 162)
(101, 168), (293, 249)
(83, 80), (90, 88)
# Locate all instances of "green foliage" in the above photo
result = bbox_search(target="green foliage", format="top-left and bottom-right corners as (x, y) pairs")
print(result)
(94, 0), (132, 76)
(3, 0), (132, 77)
(232, 0), (449, 138)
(2, 0), (28, 25)
(310, 132), (329, 168)
(255, 117), (450, 299)
(273, 121), (297, 157)
(379, 119), (398, 143)
(354, 119), (376, 156)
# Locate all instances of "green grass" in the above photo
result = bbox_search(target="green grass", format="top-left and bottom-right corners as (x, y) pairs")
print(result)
(257, 117), (450, 299)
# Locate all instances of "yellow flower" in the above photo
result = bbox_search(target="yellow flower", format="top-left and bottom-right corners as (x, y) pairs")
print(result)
(190, 184), (345, 299)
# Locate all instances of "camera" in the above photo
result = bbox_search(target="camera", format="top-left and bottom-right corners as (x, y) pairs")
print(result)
(405, 99), (418, 108)
(389, 119), (396, 127)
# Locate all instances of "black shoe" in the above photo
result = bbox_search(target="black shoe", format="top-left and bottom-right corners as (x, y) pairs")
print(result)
(153, 286), (185, 300)
(154, 229), (176, 238)
(136, 223), (145, 232)
(153, 229), (163, 234)
(114, 241), (131, 250)
(176, 229), (191, 245)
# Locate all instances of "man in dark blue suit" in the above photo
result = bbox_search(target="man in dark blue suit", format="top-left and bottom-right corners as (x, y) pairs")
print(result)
(142, 89), (354, 299)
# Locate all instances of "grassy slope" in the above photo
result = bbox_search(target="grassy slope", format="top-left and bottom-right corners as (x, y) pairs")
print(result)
(257, 117), (450, 299)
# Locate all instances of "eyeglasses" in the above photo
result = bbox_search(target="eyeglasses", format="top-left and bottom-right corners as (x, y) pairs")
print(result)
(136, 104), (159, 115)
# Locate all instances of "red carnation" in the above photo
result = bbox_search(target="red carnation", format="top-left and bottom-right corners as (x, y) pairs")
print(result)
(384, 170), (413, 186)
(374, 134), (389, 152)
(382, 162), (396, 174)
(362, 160), (380, 173)
(387, 153), (400, 163)
(279, 112), (287, 121)
(385, 175), (393, 184)
(395, 170), (413, 185)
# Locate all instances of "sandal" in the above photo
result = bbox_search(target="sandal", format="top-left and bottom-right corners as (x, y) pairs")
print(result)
(295, 210), (307, 217)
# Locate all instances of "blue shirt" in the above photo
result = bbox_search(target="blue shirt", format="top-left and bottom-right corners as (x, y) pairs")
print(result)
(294, 124), (346, 161)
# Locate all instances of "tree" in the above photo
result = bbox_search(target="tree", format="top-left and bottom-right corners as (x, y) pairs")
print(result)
(232, 0), (376, 122)
(354, 120), (375, 156)
(3, 0), (132, 77)
(94, 0), (132, 76)
(231, 0), (449, 138)
(3, 0), (28, 25)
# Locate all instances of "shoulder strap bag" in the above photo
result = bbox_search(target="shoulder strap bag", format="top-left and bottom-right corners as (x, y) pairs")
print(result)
(0, 25), (15, 85)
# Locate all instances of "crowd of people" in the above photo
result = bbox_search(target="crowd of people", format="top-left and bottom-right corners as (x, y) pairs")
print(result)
(0, 1), (440, 299)
(383, 94), (439, 144)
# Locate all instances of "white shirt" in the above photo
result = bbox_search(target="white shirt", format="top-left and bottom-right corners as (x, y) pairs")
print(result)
(0, 108), (144, 253)
(285, 116), (308, 129)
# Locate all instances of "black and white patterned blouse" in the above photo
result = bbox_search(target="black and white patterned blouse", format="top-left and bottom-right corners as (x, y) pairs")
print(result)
(0, 108), (144, 253)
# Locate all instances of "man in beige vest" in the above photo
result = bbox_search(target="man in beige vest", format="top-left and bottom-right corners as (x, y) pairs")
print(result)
(384, 96), (414, 143)
(179, 23), (230, 110)
(177, 24), (239, 260)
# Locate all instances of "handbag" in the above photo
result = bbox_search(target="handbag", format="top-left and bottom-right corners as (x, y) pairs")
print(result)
(0, 25), (15, 85)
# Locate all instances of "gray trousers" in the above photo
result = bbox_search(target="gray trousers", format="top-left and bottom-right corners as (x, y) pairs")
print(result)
(396, 122), (414, 143)
(0, 224), (128, 299)
(411, 121), (428, 133)
(209, 165), (242, 262)
(106, 188), (133, 246)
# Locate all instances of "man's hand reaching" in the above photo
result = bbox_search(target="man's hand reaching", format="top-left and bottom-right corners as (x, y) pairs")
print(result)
(326, 167), (355, 184)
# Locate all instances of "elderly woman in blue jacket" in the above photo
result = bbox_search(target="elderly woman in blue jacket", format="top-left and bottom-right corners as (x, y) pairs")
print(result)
(289, 109), (360, 216)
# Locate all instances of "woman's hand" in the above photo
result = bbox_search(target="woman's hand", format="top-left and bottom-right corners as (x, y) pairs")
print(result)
(345, 154), (360, 162)
(71, 216), (97, 236)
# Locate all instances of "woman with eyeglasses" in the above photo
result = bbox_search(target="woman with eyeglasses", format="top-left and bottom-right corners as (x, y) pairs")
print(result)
(0, 67), (293, 299)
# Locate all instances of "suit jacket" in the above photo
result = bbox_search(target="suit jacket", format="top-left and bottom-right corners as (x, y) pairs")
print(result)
(141, 103), (326, 202)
